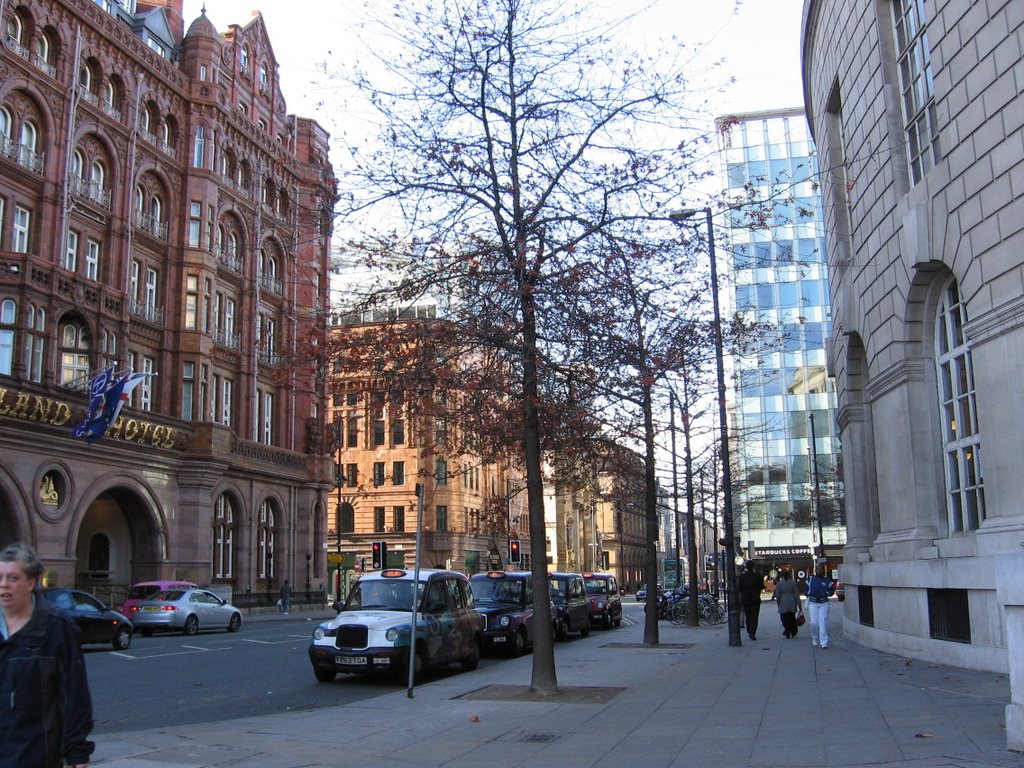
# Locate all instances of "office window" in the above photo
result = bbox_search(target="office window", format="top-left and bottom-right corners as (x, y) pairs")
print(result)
(59, 321), (90, 385)
(373, 417), (386, 446)
(935, 278), (984, 532)
(182, 361), (195, 420)
(13, 206), (30, 253)
(257, 501), (274, 579)
(261, 391), (273, 444)
(0, 299), (15, 376)
(373, 462), (385, 487)
(393, 461), (405, 486)
(436, 505), (448, 532)
(345, 463), (358, 487)
(85, 239), (100, 280)
(212, 494), (234, 579)
(140, 356), (155, 411)
(185, 275), (199, 330)
(192, 125), (205, 168)
(346, 415), (359, 448)
(24, 304), (45, 382)
(64, 230), (79, 272)
(436, 459), (448, 485)
(374, 506), (385, 533)
(188, 201), (201, 247)
(221, 378), (233, 426)
(393, 506), (405, 533)
(144, 267), (158, 309)
(893, 0), (939, 183)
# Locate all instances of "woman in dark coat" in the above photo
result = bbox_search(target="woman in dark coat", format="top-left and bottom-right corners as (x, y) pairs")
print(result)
(0, 542), (94, 768)
(774, 569), (801, 638)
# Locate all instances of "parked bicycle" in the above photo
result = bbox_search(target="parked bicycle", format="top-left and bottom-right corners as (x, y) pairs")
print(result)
(667, 593), (726, 625)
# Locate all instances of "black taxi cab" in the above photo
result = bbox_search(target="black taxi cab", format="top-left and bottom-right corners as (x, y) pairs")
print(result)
(469, 571), (536, 656)
(549, 572), (591, 640)
(308, 568), (484, 683)
(582, 572), (623, 629)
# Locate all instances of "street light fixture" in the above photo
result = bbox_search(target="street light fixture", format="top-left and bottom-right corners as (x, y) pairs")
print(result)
(670, 207), (742, 647)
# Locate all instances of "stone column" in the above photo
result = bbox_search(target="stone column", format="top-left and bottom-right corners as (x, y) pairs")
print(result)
(996, 553), (1024, 751)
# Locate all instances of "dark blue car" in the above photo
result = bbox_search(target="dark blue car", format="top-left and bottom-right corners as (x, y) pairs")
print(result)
(470, 571), (536, 656)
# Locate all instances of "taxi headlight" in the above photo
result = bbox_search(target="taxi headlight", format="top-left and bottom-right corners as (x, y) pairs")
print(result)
(313, 626), (326, 640)
(386, 626), (410, 642)
(499, 615), (511, 627)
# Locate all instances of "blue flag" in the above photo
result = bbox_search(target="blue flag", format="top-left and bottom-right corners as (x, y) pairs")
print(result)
(72, 369), (148, 443)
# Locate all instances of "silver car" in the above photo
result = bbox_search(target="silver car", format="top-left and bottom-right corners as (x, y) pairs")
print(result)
(129, 588), (243, 636)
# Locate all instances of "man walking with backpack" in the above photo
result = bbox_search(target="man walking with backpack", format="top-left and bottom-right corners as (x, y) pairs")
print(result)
(804, 563), (835, 648)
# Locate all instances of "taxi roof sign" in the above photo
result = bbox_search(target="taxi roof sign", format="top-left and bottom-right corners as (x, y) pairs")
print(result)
(380, 569), (408, 578)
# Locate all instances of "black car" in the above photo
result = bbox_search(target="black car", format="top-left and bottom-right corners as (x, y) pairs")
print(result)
(42, 588), (133, 650)
(548, 572), (590, 640)
(470, 571), (536, 656)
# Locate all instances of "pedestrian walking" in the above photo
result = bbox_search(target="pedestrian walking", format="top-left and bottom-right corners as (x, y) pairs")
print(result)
(774, 569), (801, 638)
(737, 562), (763, 641)
(279, 580), (293, 615)
(0, 542), (94, 768)
(804, 563), (835, 648)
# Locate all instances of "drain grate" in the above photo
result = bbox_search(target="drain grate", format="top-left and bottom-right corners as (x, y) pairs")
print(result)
(521, 733), (559, 743)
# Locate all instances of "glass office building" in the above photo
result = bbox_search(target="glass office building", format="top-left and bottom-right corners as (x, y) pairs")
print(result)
(717, 108), (846, 571)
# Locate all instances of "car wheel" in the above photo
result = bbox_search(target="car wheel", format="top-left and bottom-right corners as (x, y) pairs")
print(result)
(139, 629), (155, 637)
(227, 613), (242, 632)
(183, 614), (199, 636)
(603, 613), (612, 630)
(555, 620), (568, 642)
(612, 614), (622, 627)
(314, 667), (336, 683)
(461, 638), (481, 671)
(579, 622), (590, 637)
(509, 628), (527, 658)
(112, 626), (132, 650)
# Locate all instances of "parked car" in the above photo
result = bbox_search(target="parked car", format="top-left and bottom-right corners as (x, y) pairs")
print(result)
(120, 580), (198, 616)
(470, 571), (536, 656)
(309, 568), (484, 683)
(582, 572), (622, 629)
(128, 588), (242, 636)
(42, 588), (133, 650)
(548, 572), (591, 640)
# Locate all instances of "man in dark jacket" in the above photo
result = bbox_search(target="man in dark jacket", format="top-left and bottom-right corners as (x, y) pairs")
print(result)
(737, 562), (764, 642)
(0, 542), (94, 768)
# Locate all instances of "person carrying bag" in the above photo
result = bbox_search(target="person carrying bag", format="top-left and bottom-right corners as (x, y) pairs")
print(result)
(804, 563), (835, 648)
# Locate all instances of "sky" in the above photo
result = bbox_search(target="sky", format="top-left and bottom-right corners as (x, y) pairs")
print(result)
(183, 0), (807, 141)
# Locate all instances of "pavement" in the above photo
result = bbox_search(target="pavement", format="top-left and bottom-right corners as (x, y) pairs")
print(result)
(91, 599), (1024, 768)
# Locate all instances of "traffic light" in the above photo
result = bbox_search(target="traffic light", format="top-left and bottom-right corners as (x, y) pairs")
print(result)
(371, 541), (387, 569)
(508, 539), (521, 563)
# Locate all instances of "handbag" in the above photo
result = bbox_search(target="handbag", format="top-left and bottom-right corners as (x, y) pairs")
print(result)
(795, 608), (806, 626)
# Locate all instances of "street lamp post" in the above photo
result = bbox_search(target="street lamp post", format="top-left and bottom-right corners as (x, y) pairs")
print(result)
(809, 412), (826, 562)
(671, 207), (742, 647)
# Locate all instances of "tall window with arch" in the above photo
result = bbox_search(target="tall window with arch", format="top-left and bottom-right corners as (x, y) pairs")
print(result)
(25, 303), (46, 382)
(257, 500), (275, 579)
(0, 299), (16, 376)
(60, 319), (90, 385)
(88, 533), (111, 574)
(212, 494), (234, 580)
(935, 278), (985, 532)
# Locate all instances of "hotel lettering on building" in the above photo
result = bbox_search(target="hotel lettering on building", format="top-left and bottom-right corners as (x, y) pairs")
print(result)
(0, 0), (335, 597)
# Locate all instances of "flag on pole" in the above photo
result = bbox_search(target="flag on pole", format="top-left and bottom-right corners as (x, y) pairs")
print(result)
(72, 370), (149, 444)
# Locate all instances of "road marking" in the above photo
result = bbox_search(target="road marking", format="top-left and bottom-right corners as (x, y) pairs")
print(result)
(182, 645), (208, 651)
(241, 638), (271, 644)
(103, 646), (232, 661)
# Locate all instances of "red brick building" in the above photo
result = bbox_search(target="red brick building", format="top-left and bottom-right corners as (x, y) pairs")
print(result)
(0, 0), (335, 601)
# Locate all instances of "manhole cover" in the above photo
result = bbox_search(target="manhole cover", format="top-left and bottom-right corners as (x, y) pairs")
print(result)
(521, 733), (558, 743)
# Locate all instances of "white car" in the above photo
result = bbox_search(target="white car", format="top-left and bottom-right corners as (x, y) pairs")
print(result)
(308, 568), (483, 683)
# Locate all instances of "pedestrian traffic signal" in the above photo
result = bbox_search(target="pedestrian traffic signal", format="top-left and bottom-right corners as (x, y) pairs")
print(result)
(371, 541), (387, 569)
(508, 539), (521, 563)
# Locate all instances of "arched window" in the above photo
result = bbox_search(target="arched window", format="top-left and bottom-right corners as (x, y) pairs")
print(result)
(212, 494), (235, 579)
(0, 107), (11, 138)
(192, 124), (205, 168)
(90, 159), (105, 189)
(134, 185), (145, 214)
(227, 232), (238, 257)
(258, 62), (268, 88)
(239, 45), (249, 72)
(151, 194), (162, 224)
(0, 299), (16, 376)
(7, 12), (24, 46)
(139, 105), (151, 133)
(160, 118), (173, 146)
(71, 149), (84, 178)
(60, 319), (90, 385)
(935, 278), (985, 533)
(19, 120), (38, 165)
(257, 500), (275, 579)
(34, 32), (50, 64)
(78, 61), (93, 91)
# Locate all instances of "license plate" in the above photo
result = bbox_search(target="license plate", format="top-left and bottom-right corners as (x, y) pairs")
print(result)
(492, 636), (506, 643)
(372, 657), (390, 666)
(337, 656), (366, 665)
(143, 606), (162, 611)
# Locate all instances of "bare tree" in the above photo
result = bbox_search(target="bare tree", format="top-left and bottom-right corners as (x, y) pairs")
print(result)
(323, 0), (709, 694)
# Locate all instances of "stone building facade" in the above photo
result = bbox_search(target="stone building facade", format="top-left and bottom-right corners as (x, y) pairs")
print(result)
(801, 0), (1023, 739)
(0, 0), (335, 601)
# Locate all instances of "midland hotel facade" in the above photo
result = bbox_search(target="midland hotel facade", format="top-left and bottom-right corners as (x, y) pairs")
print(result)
(0, 0), (336, 597)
